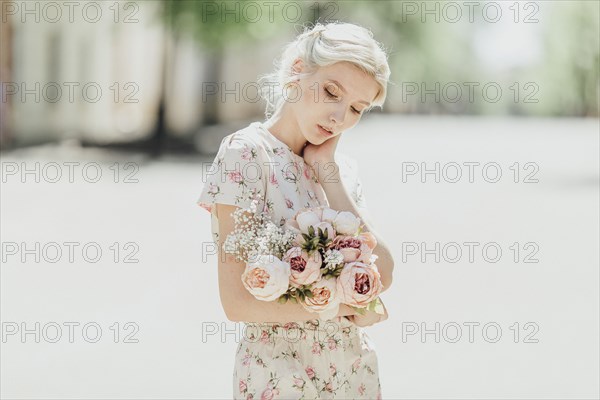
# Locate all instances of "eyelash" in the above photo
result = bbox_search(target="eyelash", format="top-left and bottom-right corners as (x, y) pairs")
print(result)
(325, 88), (362, 115)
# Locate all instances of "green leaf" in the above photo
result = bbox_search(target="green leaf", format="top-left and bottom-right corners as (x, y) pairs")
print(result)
(367, 297), (385, 315)
(351, 306), (367, 315)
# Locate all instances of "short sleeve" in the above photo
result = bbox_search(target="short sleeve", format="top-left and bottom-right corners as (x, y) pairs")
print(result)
(196, 133), (267, 243)
(353, 174), (368, 209)
(336, 152), (368, 210)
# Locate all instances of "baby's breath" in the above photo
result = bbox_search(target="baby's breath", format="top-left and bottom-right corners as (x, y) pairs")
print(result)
(324, 249), (344, 270)
(224, 199), (296, 262)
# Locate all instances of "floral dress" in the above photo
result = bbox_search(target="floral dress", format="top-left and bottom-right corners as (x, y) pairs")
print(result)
(197, 121), (382, 399)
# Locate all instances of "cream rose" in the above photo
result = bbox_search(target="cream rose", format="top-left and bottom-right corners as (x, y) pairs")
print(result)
(300, 277), (341, 319)
(320, 207), (339, 223)
(333, 211), (361, 235)
(283, 247), (322, 287)
(336, 261), (383, 307)
(296, 210), (321, 234)
(241, 255), (291, 302)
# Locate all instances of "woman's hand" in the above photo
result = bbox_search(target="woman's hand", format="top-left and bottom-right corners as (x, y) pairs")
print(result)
(303, 133), (341, 167)
(346, 303), (389, 328)
(346, 310), (388, 327)
(303, 134), (342, 184)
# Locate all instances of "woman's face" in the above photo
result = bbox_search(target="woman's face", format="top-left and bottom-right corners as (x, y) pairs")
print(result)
(289, 61), (380, 145)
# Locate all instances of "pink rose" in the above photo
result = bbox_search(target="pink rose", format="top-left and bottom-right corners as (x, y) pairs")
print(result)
(359, 232), (377, 250)
(283, 247), (322, 287)
(242, 353), (251, 366)
(284, 322), (299, 330)
(336, 262), (383, 307)
(259, 330), (270, 344)
(207, 182), (219, 196)
(327, 337), (337, 350)
(260, 388), (274, 400)
(293, 377), (305, 388)
(300, 277), (341, 319)
(358, 383), (366, 395)
(227, 171), (243, 184)
(331, 235), (373, 263)
(285, 197), (294, 209)
(352, 358), (361, 371)
(305, 366), (316, 379)
(241, 255), (291, 302)
(325, 382), (333, 392)
(311, 341), (321, 355)
(241, 146), (253, 160)
(239, 379), (247, 393)
(329, 363), (336, 376)
(304, 166), (311, 179)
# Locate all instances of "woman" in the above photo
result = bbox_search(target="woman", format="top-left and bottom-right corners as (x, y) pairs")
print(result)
(198, 22), (394, 399)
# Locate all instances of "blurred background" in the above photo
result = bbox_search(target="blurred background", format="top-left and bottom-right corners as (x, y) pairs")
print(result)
(0, 0), (598, 150)
(1, 0), (599, 399)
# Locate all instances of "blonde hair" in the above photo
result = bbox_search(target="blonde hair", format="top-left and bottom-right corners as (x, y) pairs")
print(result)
(258, 22), (391, 119)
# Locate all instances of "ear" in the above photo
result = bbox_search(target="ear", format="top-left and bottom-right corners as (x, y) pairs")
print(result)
(291, 58), (305, 76)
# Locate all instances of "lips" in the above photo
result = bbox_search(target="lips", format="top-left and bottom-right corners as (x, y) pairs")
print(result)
(318, 124), (334, 137)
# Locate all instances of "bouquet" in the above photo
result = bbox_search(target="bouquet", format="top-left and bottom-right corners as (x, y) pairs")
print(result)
(223, 201), (385, 320)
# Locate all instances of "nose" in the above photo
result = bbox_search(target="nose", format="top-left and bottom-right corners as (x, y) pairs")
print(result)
(330, 105), (347, 127)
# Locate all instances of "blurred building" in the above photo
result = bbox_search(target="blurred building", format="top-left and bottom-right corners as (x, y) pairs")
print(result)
(1, 0), (597, 150)
(0, 0), (291, 150)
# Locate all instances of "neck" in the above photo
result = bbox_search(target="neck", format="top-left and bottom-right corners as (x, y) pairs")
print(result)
(263, 107), (307, 157)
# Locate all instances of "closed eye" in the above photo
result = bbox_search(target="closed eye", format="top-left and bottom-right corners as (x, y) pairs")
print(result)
(325, 88), (362, 115)
(324, 88), (339, 100)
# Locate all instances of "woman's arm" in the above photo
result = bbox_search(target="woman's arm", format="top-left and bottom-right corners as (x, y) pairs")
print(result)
(215, 203), (358, 323)
(315, 161), (395, 293)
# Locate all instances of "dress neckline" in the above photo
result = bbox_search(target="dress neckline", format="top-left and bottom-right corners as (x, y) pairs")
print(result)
(254, 122), (307, 164)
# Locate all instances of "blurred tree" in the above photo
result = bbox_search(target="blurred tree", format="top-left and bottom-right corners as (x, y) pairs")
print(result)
(0, 0), (13, 148)
(536, 1), (599, 117)
(354, 0), (481, 114)
(153, 0), (331, 155)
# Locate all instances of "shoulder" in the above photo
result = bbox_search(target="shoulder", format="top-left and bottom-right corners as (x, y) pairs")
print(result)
(217, 122), (269, 158)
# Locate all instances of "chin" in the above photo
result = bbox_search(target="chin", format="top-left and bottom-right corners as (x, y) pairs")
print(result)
(303, 130), (320, 145)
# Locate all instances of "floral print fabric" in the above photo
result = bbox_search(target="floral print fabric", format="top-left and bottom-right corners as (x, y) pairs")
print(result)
(197, 121), (381, 399)
(234, 317), (381, 399)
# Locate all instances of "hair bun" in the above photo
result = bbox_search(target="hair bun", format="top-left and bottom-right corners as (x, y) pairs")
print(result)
(310, 24), (327, 38)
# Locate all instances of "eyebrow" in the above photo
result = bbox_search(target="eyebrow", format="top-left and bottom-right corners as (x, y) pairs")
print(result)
(327, 79), (372, 107)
